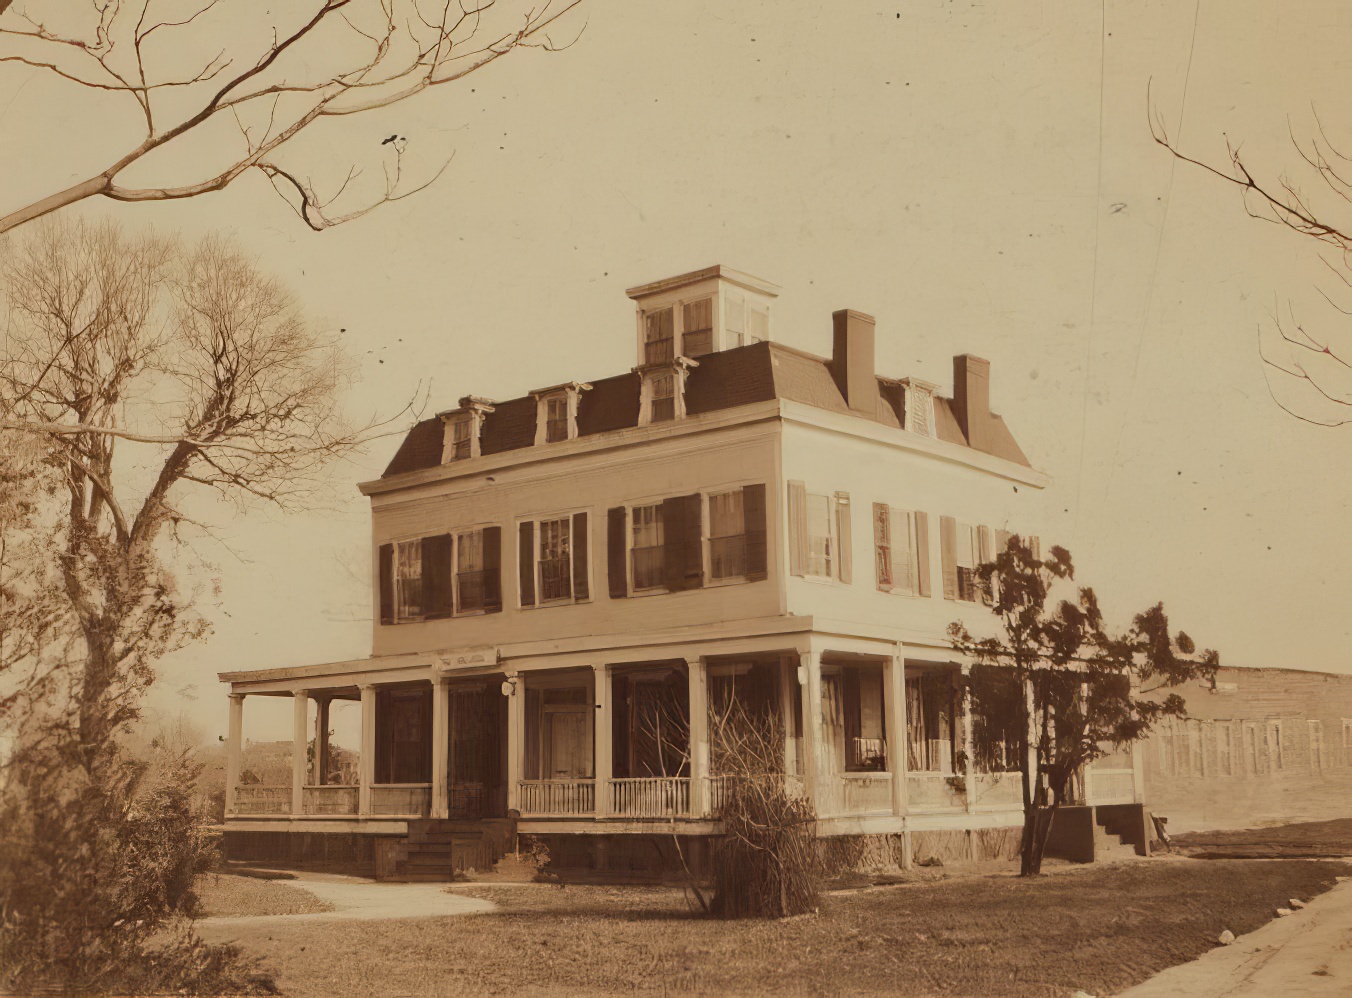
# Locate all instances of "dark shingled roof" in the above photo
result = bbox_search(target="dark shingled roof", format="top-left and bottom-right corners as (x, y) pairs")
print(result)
(381, 340), (1032, 478)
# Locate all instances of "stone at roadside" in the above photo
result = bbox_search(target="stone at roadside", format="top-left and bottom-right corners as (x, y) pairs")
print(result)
(1289, 898), (1307, 909)
(1275, 907), (1294, 917)
(1217, 930), (1235, 945)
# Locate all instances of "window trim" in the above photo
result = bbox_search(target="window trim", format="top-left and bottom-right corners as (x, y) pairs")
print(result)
(394, 538), (424, 622)
(705, 487), (749, 585)
(804, 490), (836, 581)
(520, 509), (592, 608)
(874, 503), (925, 597)
(628, 501), (667, 594)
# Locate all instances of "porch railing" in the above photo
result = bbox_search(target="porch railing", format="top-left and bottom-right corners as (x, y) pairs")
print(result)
(609, 777), (690, 817)
(705, 773), (807, 815)
(519, 779), (595, 816)
(906, 772), (967, 810)
(968, 771), (1023, 808)
(302, 785), (359, 815)
(841, 772), (892, 813)
(232, 785), (288, 815)
(371, 783), (432, 816)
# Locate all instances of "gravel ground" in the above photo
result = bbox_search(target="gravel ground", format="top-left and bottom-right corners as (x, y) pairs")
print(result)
(195, 872), (335, 918)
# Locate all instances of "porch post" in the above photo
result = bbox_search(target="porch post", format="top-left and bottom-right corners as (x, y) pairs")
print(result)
(884, 648), (907, 817)
(359, 683), (377, 816)
(506, 674), (525, 813)
(593, 665), (612, 818)
(291, 689), (310, 816)
(224, 693), (244, 817)
(799, 650), (822, 808)
(960, 662), (976, 812)
(687, 658), (709, 817)
(1025, 676), (1039, 804)
(314, 696), (332, 785)
(431, 676), (450, 819)
(779, 656), (797, 777)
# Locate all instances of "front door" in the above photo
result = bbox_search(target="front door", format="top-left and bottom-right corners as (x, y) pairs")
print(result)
(545, 709), (592, 779)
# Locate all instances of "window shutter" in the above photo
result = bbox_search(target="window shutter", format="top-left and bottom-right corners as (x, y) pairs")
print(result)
(518, 521), (535, 607)
(742, 483), (768, 580)
(681, 493), (704, 588)
(940, 515), (958, 600)
(572, 511), (589, 601)
(378, 543), (394, 624)
(482, 526), (503, 613)
(977, 526), (993, 565)
(873, 502), (893, 591)
(835, 493), (852, 584)
(787, 480), (807, 577)
(995, 529), (1012, 560)
(662, 495), (687, 591)
(607, 506), (628, 598)
(915, 512), (931, 596)
(422, 534), (454, 618)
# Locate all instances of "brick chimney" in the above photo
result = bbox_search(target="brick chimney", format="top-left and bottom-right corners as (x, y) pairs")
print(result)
(952, 354), (993, 451)
(830, 309), (876, 415)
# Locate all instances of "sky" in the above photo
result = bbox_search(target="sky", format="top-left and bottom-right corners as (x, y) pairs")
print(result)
(2, 0), (1352, 747)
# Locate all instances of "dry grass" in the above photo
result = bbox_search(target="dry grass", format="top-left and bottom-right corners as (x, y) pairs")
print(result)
(195, 874), (334, 918)
(205, 859), (1350, 997)
(1172, 818), (1352, 858)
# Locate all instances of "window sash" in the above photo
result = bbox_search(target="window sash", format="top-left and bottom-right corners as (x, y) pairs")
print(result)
(538, 517), (572, 602)
(644, 308), (675, 364)
(806, 493), (833, 578)
(545, 396), (569, 443)
(681, 298), (713, 357)
(650, 373), (676, 423)
(451, 418), (472, 459)
(631, 504), (664, 590)
(395, 541), (422, 619)
(892, 510), (917, 595)
(456, 530), (485, 612)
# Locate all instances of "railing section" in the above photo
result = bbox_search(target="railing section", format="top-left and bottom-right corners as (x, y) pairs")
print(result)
(232, 785), (289, 815)
(371, 783), (432, 816)
(519, 779), (595, 816)
(302, 785), (359, 815)
(609, 777), (690, 817)
(840, 772), (892, 813)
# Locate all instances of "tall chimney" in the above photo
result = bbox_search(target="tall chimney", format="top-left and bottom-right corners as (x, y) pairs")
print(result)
(830, 309), (876, 415)
(952, 354), (993, 451)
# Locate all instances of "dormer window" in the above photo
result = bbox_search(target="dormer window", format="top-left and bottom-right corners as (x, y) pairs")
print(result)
(681, 298), (714, 357)
(644, 308), (675, 365)
(899, 378), (937, 438)
(439, 396), (495, 463)
(531, 382), (590, 446)
(651, 372), (676, 422)
(637, 358), (696, 426)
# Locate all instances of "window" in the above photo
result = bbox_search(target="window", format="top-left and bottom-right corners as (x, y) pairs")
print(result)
(395, 540), (422, 620)
(955, 522), (978, 602)
(1217, 720), (1234, 776)
(874, 503), (929, 596)
(1308, 720), (1324, 772)
(906, 672), (956, 773)
(1190, 719), (1205, 776)
(681, 298), (713, 357)
(520, 513), (589, 607)
(725, 294), (769, 349)
(1266, 720), (1284, 772)
(708, 490), (747, 580)
(650, 372), (676, 423)
(788, 482), (850, 582)
(806, 493), (833, 578)
(842, 666), (887, 772)
(545, 395), (569, 443)
(644, 307), (675, 364)
(903, 380), (935, 437)
(631, 504), (664, 590)
(456, 530), (486, 612)
(1244, 721), (1259, 775)
(449, 417), (472, 460)
(941, 518), (994, 602)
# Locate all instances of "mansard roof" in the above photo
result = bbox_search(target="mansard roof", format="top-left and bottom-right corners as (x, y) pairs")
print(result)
(381, 341), (1030, 478)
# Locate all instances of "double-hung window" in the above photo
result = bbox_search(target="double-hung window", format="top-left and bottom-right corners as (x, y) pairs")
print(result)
(708, 490), (747, 580)
(544, 396), (569, 443)
(805, 493), (834, 578)
(874, 503), (929, 596)
(395, 541), (423, 620)
(650, 373), (676, 423)
(681, 298), (714, 357)
(450, 417), (472, 460)
(456, 529), (486, 612)
(787, 482), (851, 583)
(520, 512), (590, 607)
(631, 504), (665, 590)
(644, 307), (675, 364)
(1309, 720), (1324, 772)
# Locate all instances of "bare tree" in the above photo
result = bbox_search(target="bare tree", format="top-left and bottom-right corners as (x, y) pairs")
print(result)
(1152, 99), (1352, 424)
(0, 0), (583, 233)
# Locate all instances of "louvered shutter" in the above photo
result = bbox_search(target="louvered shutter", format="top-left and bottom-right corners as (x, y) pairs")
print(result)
(680, 493), (704, 588)
(572, 512), (589, 601)
(378, 543), (394, 624)
(915, 512), (931, 596)
(662, 495), (687, 591)
(835, 493), (852, 584)
(743, 483), (768, 580)
(518, 521), (536, 607)
(607, 506), (628, 598)
(940, 515), (958, 600)
(482, 526), (503, 613)
(873, 502), (893, 591)
(787, 480), (807, 577)
(422, 534), (455, 618)
(976, 526), (994, 605)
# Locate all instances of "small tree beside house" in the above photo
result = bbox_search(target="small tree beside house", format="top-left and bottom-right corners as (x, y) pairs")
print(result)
(949, 537), (1220, 876)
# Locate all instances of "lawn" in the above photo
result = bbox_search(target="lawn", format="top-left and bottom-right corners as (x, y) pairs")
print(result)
(1172, 817), (1352, 859)
(202, 859), (1350, 997)
(196, 873), (334, 918)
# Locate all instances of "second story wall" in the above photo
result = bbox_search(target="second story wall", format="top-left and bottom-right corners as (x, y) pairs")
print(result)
(367, 410), (784, 658)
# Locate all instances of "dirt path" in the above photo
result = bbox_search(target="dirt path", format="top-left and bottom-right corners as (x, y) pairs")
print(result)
(1119, 876), (1352, 996)
(196, 873), (495, 931)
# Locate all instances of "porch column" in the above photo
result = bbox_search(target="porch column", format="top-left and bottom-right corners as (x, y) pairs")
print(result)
(1024, 676), (1039, 804)
(593, 665), (612, 818)
(314, 696), (332, 785)
(224, 693), (245, 817)
(779, 656), (798, 777)
(798, 650), (822, 808)
(960, 662), (976, 812)
(431, 677), (450, 819)
(291, 689), (310, 816)
(884, 648), (907, 817)
(506, 674), (525, 813)
(688, 658), (709, 817)
(359, 683), (377, 816)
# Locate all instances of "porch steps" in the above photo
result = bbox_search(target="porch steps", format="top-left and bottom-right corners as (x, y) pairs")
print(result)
(1093, 811), (1144, 861)
(381, 818), (517, 882)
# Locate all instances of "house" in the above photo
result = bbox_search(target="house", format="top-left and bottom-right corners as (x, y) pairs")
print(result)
(217, 265), (1150, 877)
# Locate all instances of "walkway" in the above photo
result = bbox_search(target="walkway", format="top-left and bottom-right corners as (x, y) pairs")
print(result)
(1120, 876), (1352, 997)
(196, 873), (496, 930)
